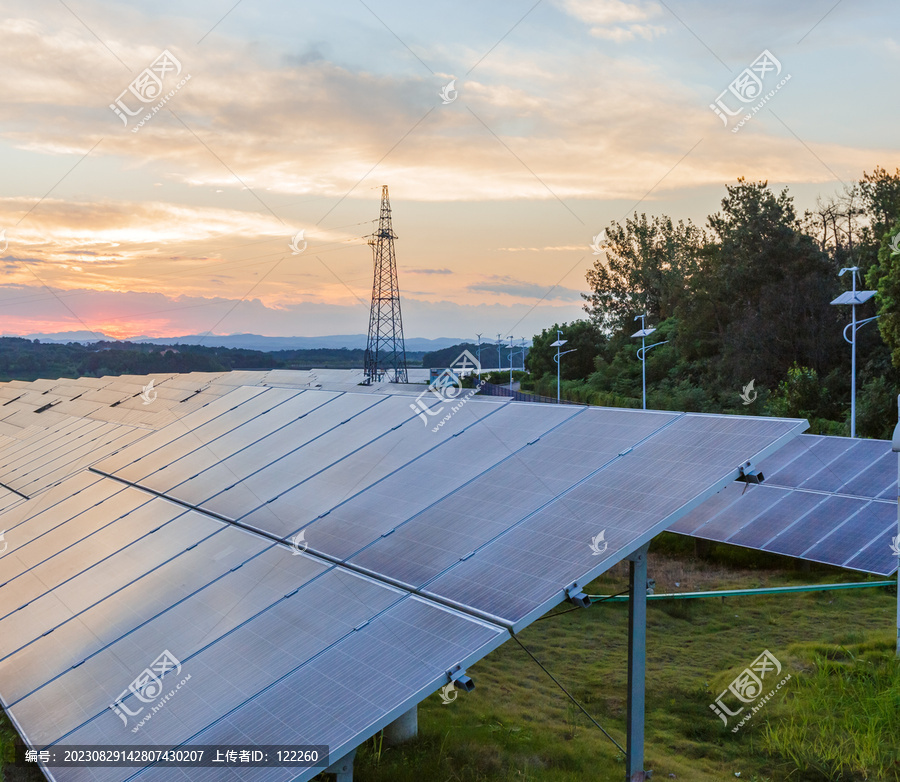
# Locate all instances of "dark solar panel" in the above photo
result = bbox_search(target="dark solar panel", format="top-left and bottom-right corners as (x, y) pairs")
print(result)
(763, 495), (869, 557)
(673, 433), (898, 575)
(726, 491), (825, 548)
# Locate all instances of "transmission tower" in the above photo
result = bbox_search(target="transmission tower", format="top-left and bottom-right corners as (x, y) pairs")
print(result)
(364, 185), (408, 383)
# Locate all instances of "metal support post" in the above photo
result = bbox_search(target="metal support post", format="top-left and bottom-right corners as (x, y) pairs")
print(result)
(626, 543), (650, 781)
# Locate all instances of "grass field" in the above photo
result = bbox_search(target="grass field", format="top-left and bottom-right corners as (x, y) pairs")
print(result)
(2, 536), (898, 782)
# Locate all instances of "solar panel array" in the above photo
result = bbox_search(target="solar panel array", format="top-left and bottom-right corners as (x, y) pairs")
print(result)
(0, 371), (808, 782)
(671, 433), (899, 576)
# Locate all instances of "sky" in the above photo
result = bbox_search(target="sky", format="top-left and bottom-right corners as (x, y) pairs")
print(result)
(0, 0), (897, 342)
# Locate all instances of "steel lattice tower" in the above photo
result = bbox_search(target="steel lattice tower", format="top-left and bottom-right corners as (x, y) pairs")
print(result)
(364, 185), (408, 384)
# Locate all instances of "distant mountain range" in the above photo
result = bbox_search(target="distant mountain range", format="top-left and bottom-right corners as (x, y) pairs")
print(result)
(9, 331), (465, 353)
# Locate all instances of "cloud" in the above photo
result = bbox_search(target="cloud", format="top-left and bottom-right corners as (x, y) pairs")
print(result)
(468, 275), (584, 302)
(0, 7), (870, 210)
(556, 0), (666, 41)
(404, 267), (453, 274)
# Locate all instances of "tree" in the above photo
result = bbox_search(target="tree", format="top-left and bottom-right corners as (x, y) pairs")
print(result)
(859, 166), (900, 248)
(866, 219), (900, 367)
(676, 178), (840, 389)
(526, 321), (605, 381)
(583, 213), (704, 333)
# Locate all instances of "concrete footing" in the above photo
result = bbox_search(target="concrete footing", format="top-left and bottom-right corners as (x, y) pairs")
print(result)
(383, 706), (418, 745)
(326, 748), (356, 782)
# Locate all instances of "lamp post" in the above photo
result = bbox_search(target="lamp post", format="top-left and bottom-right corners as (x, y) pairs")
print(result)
(550, 329), (577, 404)
(475, 333), (482, 380)
(508, 336), (514, 389)
(830, 267), (878, 438)
(631, 314), (668, 411)
(496, 333), (502, 376)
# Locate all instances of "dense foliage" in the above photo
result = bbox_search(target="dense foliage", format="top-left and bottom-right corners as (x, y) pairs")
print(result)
(529, 171), (900, 438)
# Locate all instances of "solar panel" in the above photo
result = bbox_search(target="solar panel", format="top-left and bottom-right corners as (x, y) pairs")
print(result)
(347, 408), (680, 589)
(727, 490), (825, 548)
(255, 397), (510, 537)
(673, 434), (899, 575)
(765, 434), (857, 488)
(830, 290), (876, 305)
(762, 495), (869, 556)
(420, 413), (804, 628)
(156, 394), (389, 520)
(92, 385), (270, 477)
(691, 484), (789, 541)
(0, 375), (810, 782)
(282, 402), (579, 558)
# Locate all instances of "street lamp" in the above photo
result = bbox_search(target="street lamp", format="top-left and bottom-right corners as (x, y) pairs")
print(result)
(830, 267), (878, 438)
(508, 336), (514, 389)
(631, 314), (668, 411)
(550, 329), (577, 404)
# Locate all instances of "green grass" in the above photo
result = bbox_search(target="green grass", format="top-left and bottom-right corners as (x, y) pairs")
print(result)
(2, 542), (897, 782)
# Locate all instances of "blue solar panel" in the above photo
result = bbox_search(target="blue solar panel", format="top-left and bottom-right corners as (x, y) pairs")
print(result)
(675, 434), (898, 575)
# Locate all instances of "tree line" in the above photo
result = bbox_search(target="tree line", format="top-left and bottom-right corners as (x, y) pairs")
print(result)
(523, 168), (900, 439)
(0, 339), (427, 380)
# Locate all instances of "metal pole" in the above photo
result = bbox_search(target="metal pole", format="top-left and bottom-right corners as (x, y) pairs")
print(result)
(851, 300), (857, 438)
(641, 335), (647, 410)
(850, 267), (857, 438)
(476, 334), (482, 379)
(626, 543), (649, 782)
(508, 336), (513, 389)
(557, 329), (562, 404)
